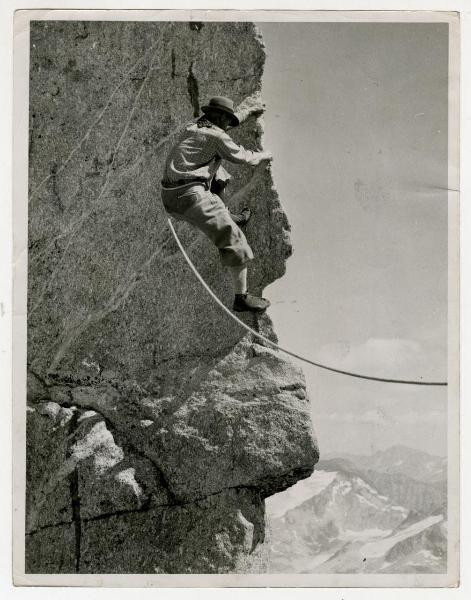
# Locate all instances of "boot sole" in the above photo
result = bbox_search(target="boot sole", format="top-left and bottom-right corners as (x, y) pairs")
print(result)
(230, 210), (252, 227)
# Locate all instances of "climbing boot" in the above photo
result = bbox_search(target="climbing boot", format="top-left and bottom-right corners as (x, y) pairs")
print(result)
(230, 208), (252, 228)
(233, 292), (271, 313)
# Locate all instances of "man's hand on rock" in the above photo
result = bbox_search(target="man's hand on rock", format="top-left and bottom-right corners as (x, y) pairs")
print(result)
(260, 151), (273, 162)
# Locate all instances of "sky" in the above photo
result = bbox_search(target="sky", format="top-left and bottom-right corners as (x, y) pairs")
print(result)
(258, 22), (449, 457)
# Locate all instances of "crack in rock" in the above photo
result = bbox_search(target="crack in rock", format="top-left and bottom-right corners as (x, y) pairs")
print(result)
(186, 61), (200, 118)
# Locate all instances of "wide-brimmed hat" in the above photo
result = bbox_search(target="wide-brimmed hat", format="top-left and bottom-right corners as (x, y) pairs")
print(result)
(201, 96), (239, 127)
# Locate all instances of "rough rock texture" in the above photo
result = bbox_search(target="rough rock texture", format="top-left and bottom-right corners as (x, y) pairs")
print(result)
(26, 21), (319, 574)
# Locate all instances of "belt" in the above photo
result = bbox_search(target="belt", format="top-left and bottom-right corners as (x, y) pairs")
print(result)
(161, 177), (208, 189)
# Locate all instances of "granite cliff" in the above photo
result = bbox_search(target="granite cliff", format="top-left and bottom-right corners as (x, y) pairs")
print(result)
(26, 20), (319, 574)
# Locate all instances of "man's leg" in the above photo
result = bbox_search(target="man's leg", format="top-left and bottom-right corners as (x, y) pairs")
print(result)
(166, 185), (270, 313)
(201, 192), (269, 312)
(211, 179), (252, 227)
(230, 208), (252, 227)
(229, 265), (270, 313)
(229, 265), (247, 294)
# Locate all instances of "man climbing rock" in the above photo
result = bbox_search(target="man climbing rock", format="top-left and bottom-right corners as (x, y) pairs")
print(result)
(161, 95), (273, 313)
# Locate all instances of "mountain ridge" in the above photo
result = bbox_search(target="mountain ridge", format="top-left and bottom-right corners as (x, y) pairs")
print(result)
(267, 445), (447, 574)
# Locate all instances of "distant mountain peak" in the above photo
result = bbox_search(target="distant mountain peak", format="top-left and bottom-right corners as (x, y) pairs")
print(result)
(267, 461), (447, 575)
(383, 445), (443, 459)
(324, 445), (446, 485)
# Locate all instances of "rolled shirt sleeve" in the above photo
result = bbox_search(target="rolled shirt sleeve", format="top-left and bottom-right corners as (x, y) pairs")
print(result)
(163, 122), (266, 184)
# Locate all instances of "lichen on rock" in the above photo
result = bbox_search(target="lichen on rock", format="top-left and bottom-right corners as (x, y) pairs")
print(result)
(26, 20), (319, 574)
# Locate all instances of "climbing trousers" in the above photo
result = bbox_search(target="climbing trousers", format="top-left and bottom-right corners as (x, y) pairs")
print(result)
(160, 182), (254, 267)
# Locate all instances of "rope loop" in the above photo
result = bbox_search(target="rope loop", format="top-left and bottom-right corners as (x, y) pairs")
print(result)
(167, 218), (447, 387)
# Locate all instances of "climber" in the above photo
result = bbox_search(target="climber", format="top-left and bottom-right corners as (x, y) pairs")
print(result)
(161, 95), (273, 313)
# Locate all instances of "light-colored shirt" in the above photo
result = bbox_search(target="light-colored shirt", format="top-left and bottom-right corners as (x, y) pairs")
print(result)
(163, 120), (265, 185)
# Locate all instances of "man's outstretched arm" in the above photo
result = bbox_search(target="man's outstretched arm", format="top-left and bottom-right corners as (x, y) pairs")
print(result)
(214, 132), (272, 167)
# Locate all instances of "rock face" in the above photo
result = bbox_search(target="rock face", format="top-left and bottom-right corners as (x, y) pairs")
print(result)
(26, 21), (319, 574)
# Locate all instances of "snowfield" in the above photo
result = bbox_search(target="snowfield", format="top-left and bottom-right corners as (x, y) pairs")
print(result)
(266, 470), (337, 519)
(359, 514), (444, 558)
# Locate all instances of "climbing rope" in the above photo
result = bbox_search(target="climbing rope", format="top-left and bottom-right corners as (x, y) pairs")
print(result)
(167, 218), (448, 387)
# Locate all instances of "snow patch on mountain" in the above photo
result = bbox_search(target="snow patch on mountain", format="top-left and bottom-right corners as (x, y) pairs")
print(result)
(266, 470), (337, 519)
(360, 515), (444, 558)
(268, 447), (447, 574)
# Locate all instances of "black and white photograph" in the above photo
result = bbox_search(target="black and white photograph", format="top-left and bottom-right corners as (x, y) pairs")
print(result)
(10, 9), (459, 588)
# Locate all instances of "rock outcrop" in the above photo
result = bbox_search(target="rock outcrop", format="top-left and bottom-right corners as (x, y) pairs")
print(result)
(26, 20), (319, 574)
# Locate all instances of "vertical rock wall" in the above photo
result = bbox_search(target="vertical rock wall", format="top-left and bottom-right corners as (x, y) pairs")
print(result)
(26, 21), (319, 574)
